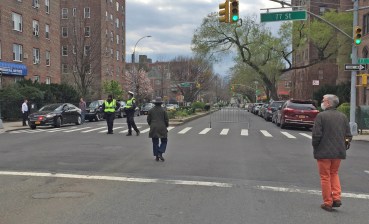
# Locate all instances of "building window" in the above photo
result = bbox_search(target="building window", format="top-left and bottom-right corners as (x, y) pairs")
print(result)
(12, 12), (22, 31)
(116, 2), (119, 11)
(33, 75), (40, 83)
(73, 8), (76, 17)
(110, 48), (113, 57)
(84, 7), (90, 18)
(0, 41), (2, 60)
(62, 46), (68, 56)
(85, 64), (91, 74)
(115, 18), (119, 28)
(110, 14), (113, 21)
(110, 31), (113, 42)
(62, 8), (68, 19)
(116, 51), (119, 60)
(84, 45), (90, 56)
(33, 48), (40, 64)
(62, 27), (68, 37)
(72, 45), (76, 54)
(32, 0), (39, 8)
(46, 77), (51, 84)
(45, 24), (50, 39)
(364, 13), (369, 35)
(32, 20), (39, 36)
(319, 6), (326, 15)
(84, 26), (90, 37)
(46, 50), (50, 66)
(106, 11), (108, 21)
(62, 64), (68, 73)
(13, 44), (23, 61)
(284, 81), (292, 88)
(45, 0), (50, 14)
(116, 35), (119, 44)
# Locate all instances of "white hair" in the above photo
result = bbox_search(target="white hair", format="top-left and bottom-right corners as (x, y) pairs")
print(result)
(323, 94), (339, 108)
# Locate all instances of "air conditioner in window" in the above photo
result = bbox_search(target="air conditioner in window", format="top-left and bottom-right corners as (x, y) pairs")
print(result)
(35, 3), (40, 8)
(23, 53), (28, 59)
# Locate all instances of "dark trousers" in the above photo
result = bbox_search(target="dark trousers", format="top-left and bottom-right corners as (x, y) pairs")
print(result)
(126, 114), (138, 133)
(105, 113), (115, 133)
(152, 138), (168, 156)
(22, 112), (28, 126)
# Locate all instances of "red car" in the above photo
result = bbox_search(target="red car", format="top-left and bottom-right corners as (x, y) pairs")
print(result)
(278, 99), (319, 129)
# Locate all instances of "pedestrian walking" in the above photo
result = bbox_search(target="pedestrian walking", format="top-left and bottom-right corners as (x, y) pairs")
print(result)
(312, 94), (352, 212)
(21, 99), (28, 126)
(79, 97), (86, 124)
(101, 94), (120, 134)
(124, 91), (140, 136)
(147, 97), (169, 162)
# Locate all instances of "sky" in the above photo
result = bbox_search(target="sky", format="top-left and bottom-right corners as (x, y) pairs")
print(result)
(125, 0), (285, 76)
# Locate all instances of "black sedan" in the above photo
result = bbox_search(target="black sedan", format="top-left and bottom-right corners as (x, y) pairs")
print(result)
(28, 103), (82, 129)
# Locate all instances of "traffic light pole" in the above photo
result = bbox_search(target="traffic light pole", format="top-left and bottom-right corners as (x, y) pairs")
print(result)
(349, 0), (359, 136)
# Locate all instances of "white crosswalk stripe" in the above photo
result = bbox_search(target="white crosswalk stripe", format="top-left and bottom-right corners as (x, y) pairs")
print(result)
(82, 127), (106, 133)
(299, 133), (312, 139)
(281, 131), (296, 139)
(140, 128), (150, 133)
(167, 127), (175, 131)
(199, 128), (211, 135)
(220, 129), (229, 135)
(63, 127), (92, 133)
(260, 130), (272, 137)
(241, 129), (248, 136)
(119, 127), (141, 133)
(178, 127), (192, 134)
(99, 127), (124, 133)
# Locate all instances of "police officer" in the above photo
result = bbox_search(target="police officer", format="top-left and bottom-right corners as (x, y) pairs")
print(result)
(101, 94), (120, 134)
(124, 91), (140, 136)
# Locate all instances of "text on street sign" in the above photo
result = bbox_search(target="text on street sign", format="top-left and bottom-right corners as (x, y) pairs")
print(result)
(260, 11), (307, 22)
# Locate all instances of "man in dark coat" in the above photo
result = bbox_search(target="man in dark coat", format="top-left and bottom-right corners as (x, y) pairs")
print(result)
(312, 94), (352, 212)
(101, 94), (120, 134)
(147, 97), (169, 161)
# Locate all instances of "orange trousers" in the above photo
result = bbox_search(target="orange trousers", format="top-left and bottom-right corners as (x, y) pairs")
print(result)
(317, 159), (342, 206)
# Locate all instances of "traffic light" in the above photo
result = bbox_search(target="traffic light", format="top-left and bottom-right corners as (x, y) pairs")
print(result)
(230, 0), (239, 23)
(354, 26), (362, 45)
(219, 0), (229, 23)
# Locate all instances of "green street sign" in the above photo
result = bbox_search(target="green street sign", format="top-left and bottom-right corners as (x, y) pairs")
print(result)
(358, 58), (369, 64)
(260, 11), (307, 23)
(179, 82), (191, 87)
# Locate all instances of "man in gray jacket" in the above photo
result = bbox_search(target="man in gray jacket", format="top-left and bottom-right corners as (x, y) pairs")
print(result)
(312, 94), (352, 212)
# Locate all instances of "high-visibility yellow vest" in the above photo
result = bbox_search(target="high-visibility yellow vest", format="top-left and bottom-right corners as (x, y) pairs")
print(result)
(104, 99), (116, 112)
(125, 97), (135, 109)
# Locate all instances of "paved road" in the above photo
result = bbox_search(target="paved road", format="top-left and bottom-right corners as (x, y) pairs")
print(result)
(1, 110), (369, 223)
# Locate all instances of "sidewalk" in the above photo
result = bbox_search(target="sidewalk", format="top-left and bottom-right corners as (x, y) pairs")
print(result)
(1, 117), (369, 142)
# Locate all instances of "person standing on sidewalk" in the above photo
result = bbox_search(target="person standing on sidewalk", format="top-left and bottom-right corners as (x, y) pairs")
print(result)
(101, 94), (120, 134)
(79, 97), (86, 124)
(147, 97), (169, 162)
(312, 94), (352, 212)
(124, 91), (140, 136)
(21, 99), (28, 126)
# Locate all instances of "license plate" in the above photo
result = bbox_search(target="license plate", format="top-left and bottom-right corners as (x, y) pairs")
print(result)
(298, 115), (305, 118)
(35, 121), (41, 124)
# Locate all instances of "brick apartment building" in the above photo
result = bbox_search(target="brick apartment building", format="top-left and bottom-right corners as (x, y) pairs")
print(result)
(0, 0), (61, 87)
(60, 0), (126, 100)
(290, 0), (353, 100)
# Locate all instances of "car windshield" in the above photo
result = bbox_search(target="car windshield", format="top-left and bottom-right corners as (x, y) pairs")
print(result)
(88, 101), (100, 108)
(39, 104), (62, 112)
(288, 102), (316, 110)
(271, 102), (284, 107)
(143, 103), (153, 108)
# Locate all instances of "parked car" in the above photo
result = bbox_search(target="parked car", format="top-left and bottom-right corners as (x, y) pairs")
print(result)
(85, 100), (104, 122)
(259, 104), (269, 117)
(140, 103), (155, 115)
(28, 103), (82, 129)
(117, 101), (140, 117)
(166, 104), (178, 112)
(252, 103), (264, 115)
(264, 101), (285, 121)
(277, 99), (319, 129)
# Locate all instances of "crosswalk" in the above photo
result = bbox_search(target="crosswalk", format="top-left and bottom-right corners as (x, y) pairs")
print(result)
(7, 125), (312, 139)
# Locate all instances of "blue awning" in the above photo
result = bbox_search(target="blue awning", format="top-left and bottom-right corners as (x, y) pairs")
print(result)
(0, 61), (28, 76)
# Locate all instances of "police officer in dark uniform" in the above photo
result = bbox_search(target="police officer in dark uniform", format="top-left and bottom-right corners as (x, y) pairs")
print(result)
(101, 94), (120, 134)
(124, 91), (140, 136)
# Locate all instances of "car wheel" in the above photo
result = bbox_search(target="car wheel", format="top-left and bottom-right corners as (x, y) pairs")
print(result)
(280, 119), (285, 129)
(89, 119), (93, 122)
(55, 117), (62, 128)
(76, 116), (82, 125)
(30, 124), (36, 129)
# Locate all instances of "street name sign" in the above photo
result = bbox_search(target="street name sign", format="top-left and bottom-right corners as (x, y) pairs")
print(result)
(344, 64), (366, 71)
(179, 82), (191, 87)
(260, 11), (307, 22)
(358, 58), (369, 64)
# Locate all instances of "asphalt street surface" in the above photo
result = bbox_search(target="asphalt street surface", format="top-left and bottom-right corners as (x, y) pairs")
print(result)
(1, 109), (369, 224)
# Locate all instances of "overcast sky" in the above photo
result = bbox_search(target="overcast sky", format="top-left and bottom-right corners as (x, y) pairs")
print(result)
(125, 0), (284, 76)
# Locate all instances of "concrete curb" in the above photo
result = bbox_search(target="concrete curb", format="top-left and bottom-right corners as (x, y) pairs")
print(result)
(169, 110), (214, 126)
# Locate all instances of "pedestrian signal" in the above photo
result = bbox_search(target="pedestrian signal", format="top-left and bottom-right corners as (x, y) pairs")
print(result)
(230, 0), (239, 23)
(354, 26), (362, 45)
(219, 0), (230, 23)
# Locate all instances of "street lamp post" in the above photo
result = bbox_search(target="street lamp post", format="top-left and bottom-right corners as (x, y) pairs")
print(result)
(131, 35), (152, 64)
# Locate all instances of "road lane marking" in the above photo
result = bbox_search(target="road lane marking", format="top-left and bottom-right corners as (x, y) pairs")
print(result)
(255, 185), (369, 200)
(300, 133), (312, 139)
(100, 127), (124, 133)
(119, 127), (142, 133)
(241, 129), (248, 136)
(365, 170), (369, 175)
(140, 128), (150, 133)
(220, 129), (229, 135)
(0, 171), (232, 188)
(178, 127), (192, 134)
(82, 127), (106, 133)
(260, 130), (272, 137)
(199, 128), (211, 135)
(167, 127), (175, 131)
(63, 127), (91, 132)
(281, 132), (296, 139)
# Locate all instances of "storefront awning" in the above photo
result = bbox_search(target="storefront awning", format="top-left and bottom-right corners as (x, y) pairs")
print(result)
(0, 61), (28, 76)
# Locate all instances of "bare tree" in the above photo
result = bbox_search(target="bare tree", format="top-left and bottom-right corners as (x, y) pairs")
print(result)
(123, 69), (153, 104)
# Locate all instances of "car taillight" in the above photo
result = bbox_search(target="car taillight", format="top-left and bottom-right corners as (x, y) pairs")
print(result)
(38, 116), (44, 120)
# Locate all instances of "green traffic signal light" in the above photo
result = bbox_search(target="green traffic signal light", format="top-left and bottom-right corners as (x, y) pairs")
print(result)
(230, 0), (239, 23)
(355, 39), (362, 45)
(232, 15), (239, 22)
(354, 26), (362, 45)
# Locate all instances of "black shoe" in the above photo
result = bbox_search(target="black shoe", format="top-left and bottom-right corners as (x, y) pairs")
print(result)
(136, 131), (140, 136)
(332, 200), (342, 207)
(107, 132), (113, 134)
(126, 133), (132, 136)
(155, 156), (159, 161)
(158, 154), (165, 162)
